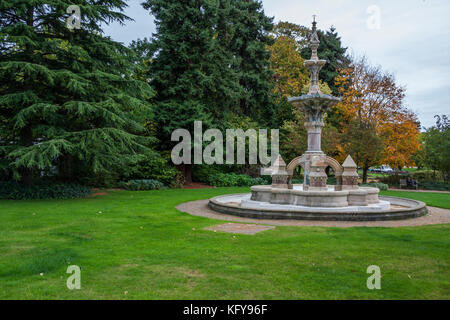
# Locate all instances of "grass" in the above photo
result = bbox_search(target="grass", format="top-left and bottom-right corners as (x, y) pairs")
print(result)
(380, 190), (450, 209)
(0, 188), (449, 299)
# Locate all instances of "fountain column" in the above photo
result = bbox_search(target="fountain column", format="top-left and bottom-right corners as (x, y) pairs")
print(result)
(288, 17), (341, 190)
(303, 18), (327, 155)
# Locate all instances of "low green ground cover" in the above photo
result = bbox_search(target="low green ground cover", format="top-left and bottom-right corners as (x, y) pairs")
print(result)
(0, 188), (448, 299)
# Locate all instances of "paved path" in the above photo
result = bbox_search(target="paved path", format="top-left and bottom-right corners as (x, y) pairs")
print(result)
(176, 200), (450, 228)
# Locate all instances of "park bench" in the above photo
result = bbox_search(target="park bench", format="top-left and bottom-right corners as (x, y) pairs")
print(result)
(399, 179), (418, 190)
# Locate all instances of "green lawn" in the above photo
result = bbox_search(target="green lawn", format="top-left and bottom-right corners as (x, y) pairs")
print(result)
(381, 190), (450, 209)
(0, 188), (449, 299)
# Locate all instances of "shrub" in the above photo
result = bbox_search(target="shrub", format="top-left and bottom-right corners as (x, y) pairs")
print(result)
(207, 173), (270, 187)
(411, 171), (443, 183)
(419, 182), (450, 191)
(118, 179), (166, 191)
(192, 165), (224, 183)
(0, 181), (92, 200)
(379, 174), (402, 185)
(123, 152), (183, 188)
(360, 182), (389, 191)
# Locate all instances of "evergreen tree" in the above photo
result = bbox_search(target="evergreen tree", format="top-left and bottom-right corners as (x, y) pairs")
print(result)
(222, 0), (277, 126)
(141, 0), (237, 181)
(0, 1), (154, 184)
(140, 0), (276, 180)
(141, 0), (242, 140)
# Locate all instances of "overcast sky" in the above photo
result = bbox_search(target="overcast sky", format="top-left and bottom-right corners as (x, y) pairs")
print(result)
(103, 0), (450, 129)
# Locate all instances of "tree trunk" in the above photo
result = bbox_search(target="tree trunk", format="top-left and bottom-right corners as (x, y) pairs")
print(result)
(177, 164), (192, 185)
(362, 164), (369, 184)
(59, 153), (73, 182)
(19, 126), (33, 185)
(185, 163), (192, 184)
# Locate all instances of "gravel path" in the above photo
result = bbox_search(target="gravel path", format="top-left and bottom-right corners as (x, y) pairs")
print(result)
(176, 200), (450, 228)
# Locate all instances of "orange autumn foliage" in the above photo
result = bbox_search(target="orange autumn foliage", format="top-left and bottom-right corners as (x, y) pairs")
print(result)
(334, 56), (420, 173)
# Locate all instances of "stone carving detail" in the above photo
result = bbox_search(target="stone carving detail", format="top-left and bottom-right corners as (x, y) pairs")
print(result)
(271, 155), (289, 189)
(340, 155), (359, 190)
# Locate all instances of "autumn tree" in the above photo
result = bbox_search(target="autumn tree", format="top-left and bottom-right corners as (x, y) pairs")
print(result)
(269, 36), (309, 101)
(335, 56), (420, 183)
(381, 110), (421, 169)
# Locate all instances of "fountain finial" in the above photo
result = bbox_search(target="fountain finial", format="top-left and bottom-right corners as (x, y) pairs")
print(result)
(305, 18), (324, 94)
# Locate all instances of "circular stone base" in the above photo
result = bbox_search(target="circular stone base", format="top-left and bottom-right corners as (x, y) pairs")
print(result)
(208, 193), (428, 221)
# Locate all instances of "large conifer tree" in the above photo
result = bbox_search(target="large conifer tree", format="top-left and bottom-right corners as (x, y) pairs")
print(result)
(223, 0), (276, 126)
(0, 1), (154, 184)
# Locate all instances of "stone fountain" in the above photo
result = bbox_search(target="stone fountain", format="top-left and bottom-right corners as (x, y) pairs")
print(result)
(208, 19), (427, 221)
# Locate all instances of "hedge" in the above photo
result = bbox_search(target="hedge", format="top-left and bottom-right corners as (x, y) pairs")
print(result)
(0, 181), (92, 200)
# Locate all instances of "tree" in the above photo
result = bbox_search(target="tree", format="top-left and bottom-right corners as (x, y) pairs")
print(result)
(139, 0), (277, 182)
(141, 0), (244, 182)
(269, 36), (309, 102)
(223, 0), (276, 127)
(381, 110), (421, 169)
(271, 21), (309, 49)
(0, 0), (154, 185)
(334, 56), (419, 183)
(422, 115), (450, 182)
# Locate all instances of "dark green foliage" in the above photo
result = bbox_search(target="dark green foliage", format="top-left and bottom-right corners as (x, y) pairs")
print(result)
(140, 0), (277, 141)
(124, 152), (184, 187)
(0, 181), (92, 200)
(220, 0), (277, 126)
(118, 179), (165, 191)
(419, 182), (450, 191)
(410, 171), (443, 183)
(141, 0), (233, 144)
(207, 173), (269, 187)
(0, 1), (155, 185)
(192, 164), (225, 183)
(421, 115), (450, 182)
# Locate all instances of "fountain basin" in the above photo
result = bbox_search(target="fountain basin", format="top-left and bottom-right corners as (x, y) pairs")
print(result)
(208, 193), (428, 221)
(250, 185), (380, 207)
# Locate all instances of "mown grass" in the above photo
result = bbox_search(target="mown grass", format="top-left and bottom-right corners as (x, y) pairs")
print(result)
(380, 190), (450, 209)
(0, 188), (449, 299)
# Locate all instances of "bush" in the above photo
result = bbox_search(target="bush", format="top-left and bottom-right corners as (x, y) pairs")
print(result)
(419, 182), (450, 191)
(360, 182), (389, 191)
(192, 165), (224, 183)
(411, 171), (443, 183)
(379, 174), (402, 185)
(207, 173), (270, 187)
(123, 152), (183, 188)
(0, 181), (92, 200)
(118, 179), (166, 191)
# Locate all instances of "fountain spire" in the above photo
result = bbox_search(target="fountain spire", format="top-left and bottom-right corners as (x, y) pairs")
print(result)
(305, 17), (326, 95)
